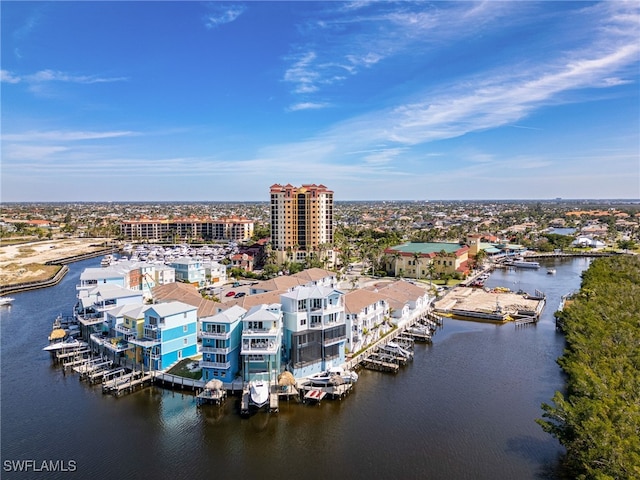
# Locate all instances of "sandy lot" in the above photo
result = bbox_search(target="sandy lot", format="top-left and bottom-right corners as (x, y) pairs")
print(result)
(0, 238), (111, 286)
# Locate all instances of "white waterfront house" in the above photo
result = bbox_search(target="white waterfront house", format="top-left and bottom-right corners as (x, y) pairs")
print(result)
(344, 289), (390, 354)
(241, 304), (283, 384)
(280, 285), (347, 378)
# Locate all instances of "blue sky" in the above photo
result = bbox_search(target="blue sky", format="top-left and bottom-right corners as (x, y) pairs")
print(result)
(2, 1), (639, 202)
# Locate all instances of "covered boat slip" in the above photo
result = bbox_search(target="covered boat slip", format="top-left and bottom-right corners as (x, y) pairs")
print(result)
(433, 286), (545, 323)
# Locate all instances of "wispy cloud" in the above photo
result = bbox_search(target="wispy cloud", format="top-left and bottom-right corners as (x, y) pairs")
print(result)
(2, 130), (137, 142)
(1, 70), (21, 84)
(1, 69), (129, 94)
(287, 102), (330, 112)
(282, 2), (523, 107)
(204, 4), (246, 29)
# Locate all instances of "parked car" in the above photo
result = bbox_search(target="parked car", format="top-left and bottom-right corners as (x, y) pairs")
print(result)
(225, 291), (236, 297)
(232, 282), (241, 287)
(234, 292), (246, 298)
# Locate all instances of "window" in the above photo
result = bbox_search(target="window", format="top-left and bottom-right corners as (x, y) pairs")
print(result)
(184, 338), (188, 345)
(301, 317), (306, 326)
(183, 325), (188, 332)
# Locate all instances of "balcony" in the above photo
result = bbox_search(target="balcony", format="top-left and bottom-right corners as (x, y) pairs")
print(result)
(242, 327), (278, 336)
(200, 360), (231, 370)
(115, 324), (135, 336)
(323, 333), (346, 347)
(201, 346), (230, 355)
(199, 330), (231, 340)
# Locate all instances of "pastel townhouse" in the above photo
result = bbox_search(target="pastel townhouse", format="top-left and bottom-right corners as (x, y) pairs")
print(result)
(280, 285), (347, 379)
(129, 301), (198, 371)
(368, 280), (432, 327)
(344, 290), (390, 354)
(241, 304), (283, 384)
(169, 257), (206, 287)
(199, 305), (246, 384)
(76, 284), (144, 341)
(113, 305), (149, 364)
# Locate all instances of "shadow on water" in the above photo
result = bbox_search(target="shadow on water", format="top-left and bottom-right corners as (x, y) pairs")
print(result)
(506, 434), (567, 479)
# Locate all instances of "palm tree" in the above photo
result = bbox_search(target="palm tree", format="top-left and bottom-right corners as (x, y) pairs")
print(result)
(412, 251), (422, 279)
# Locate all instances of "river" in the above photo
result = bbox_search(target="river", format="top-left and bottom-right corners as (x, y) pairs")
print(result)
(0, 256), (590, 479)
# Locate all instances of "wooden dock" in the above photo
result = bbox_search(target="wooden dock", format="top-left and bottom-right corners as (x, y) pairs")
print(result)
(196, 388), (227, 406)
(361, 354), (400, 373)
(102, 370), (153, 396)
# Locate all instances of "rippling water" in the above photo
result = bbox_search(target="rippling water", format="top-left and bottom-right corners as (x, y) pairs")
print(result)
(0, 256), (589, 479)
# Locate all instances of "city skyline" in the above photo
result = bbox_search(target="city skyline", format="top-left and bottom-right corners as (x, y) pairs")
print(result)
(2, 1), (639, 202)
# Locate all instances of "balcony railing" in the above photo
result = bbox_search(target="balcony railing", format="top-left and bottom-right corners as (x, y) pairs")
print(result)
(200, 346), (230, 355)
(199, 330), (231, 340)
(323, 334), (347, 347)
(114, 324), (135, 336)
(200, 360), (231, 370)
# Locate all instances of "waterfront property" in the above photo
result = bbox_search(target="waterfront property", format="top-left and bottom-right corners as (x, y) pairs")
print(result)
(384, 242), (470, 279)
(280, 285), (347, 378)
(270, 183), (335, 266)
(120, 215), (254, 242)
(129, 301), (198, 371)
(433, 286), (545, 323)
(169, 257), (206, 287)
(344, 289), (390, 354)
(199, 305), (245, 383)
(241, 303), (283, 384)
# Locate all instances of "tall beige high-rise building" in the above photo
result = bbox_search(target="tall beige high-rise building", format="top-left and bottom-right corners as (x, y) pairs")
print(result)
(270, 183), (334, 265)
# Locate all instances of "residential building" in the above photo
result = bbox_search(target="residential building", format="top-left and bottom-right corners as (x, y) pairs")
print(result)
(366, 280), (432, 326)
(120, 216), (254, 242)
(229, 253), (254, 272)
(344, 290), (389, 354)
(280, 285), (347, 378)
(270, 183), (335, 265)
(169, 257), (206, 287)
(241, 304), (283, 383)
(130, 301), (198, 371)
(200, 305), (245, 384)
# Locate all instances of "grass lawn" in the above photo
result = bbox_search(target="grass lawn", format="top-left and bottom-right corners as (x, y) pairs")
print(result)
(166, 356), (203, 380)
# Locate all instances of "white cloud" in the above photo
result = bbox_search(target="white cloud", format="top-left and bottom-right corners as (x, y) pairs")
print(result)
(2, 130), (136, 142)
(204, 4), (246, 29)
(287, 102), (329, 112)
(1, 70), (21, 83)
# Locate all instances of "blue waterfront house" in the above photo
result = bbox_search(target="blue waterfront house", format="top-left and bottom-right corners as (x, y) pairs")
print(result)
(130, 301), (198, 371)
(199, 305), (245, 384)
(169, 257), (206, 287)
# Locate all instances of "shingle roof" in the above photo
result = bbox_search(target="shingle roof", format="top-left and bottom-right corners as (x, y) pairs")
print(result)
(344, 289), (387, 314)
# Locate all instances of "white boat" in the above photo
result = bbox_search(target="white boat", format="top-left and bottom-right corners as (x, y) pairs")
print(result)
(249, 380), (269, 407)
(43, 337), (88, 351)
(507, 260), (540, 269)
(0, 297), (14, 306)
(309, 367), (358, 386)
(547, 268), (556, 275)
(380, 341), (413, 359)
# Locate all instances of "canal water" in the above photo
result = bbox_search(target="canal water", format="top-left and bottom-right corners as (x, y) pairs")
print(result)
(0, 256), (590, 479)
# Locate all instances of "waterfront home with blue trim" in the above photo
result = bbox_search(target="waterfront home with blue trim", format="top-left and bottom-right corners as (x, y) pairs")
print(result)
(169, 257), (206, 287)
(129, 301), (198, 371)
(280, 285), (347, 378)
(241, 303), (282, 384)
(199, 305), (245, 384)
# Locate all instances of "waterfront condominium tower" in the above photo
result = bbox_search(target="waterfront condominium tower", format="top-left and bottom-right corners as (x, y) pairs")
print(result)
(269, 183), (334, 265)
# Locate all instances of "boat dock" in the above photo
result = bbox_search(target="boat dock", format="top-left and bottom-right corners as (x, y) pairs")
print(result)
(102, 370), (153, 397)
(196, 388), (227, 406)
(433, 286), (545, 323)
